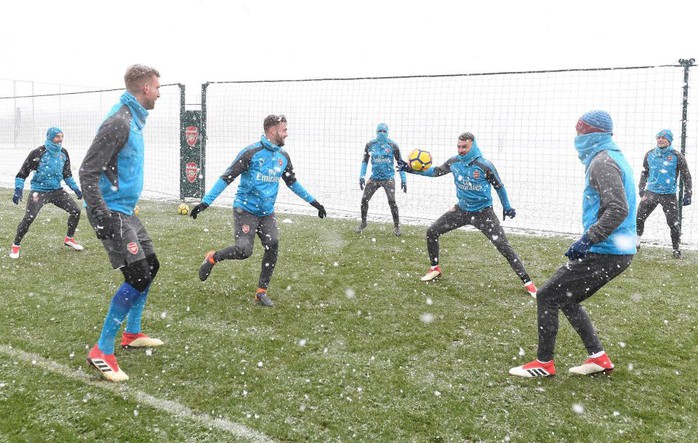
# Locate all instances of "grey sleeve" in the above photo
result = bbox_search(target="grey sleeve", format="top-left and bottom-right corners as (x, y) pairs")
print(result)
(79, 108), (130, 219)
(586, 152), (629, 244)
(677, 152), (692, 199)
(428, 156), (457, 177)
(638, 151), (649, 192)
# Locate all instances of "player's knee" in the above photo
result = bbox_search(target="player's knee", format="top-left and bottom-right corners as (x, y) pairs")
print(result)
(426, 227), (439, 239)
(264, 238), (279, 251)
(237, 243), (254, 259)
(121, 259), (152, 292)
(146, 253), (160, 280)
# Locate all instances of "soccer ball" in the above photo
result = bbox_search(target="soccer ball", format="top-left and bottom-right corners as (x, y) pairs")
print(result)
(133, 205), (140, 216)
(177, 203), (190, 215)
(408, 149), (432, 171)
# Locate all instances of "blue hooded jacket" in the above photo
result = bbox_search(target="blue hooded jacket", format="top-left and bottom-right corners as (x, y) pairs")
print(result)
(202, 135), (315, 217)
(420, 137), (512, 212)
(15, 127), (80, 193)
(360, 123), (407, 183)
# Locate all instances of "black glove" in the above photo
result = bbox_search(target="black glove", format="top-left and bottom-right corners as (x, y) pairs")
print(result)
(93, 213), (119, 240)
(311, 200), (326, 218)
(401, 181), (407, 193)
(683, 196), (691, 206)
(359, 178), (365, 191)
(74, 189), (83, 200)
(12, 187), (22, 205)
(396, 159), (412, 173)
(190, 202), (209, 219)
(503, 207), (516, 220)
(565, 233), (592, 260)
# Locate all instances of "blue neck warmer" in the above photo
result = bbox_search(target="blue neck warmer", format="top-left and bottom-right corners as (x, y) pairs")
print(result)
(458, 138), (483, 164)
(120, 92), (148, 130)
(45, 127), (63, 155)
(376, 123), (389, 143)
(261, 135), (281, 152)
(574, 132), (619, 167)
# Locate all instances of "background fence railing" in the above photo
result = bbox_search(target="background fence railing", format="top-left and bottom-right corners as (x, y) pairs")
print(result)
(1, 61), (695, 248)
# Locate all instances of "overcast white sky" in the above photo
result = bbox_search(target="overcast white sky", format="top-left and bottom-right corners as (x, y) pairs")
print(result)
(1, 0), (695, 93)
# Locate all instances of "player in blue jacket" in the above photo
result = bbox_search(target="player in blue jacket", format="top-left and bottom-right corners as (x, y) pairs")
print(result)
(80, 65), (163, 382)
(10, 127), (84, 259)
(398, 132), (537, 298)
(510, 110), (636, 378)
(190, 114), (327, 307)
(636, 129), (692, 258)
(356, 123), (407, 236)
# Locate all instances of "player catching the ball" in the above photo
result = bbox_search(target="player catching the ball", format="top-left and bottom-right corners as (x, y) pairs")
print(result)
(189, 114), (327, 307)
(398, 132), (537, 298)
(356, 123), (407, 236)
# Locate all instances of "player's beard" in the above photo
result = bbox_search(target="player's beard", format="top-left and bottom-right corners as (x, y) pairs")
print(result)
(273, 134), (285, 147)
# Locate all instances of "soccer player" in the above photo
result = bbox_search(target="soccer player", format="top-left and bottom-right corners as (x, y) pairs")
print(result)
(80, 65), (163, 382)
(397, 132), (537, 298)
(190, 114), (327, 307)
(636, 129), (692, 258)
(510, 110), (636, 378)
(9, 127), (84, 259)
(356, 123), (407, 236)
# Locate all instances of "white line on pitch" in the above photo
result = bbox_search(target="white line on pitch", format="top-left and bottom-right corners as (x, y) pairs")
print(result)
(0, 344), (275, 443)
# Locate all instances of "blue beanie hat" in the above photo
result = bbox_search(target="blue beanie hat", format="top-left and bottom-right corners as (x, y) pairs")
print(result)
(376, 123), (389, 134)
(576, 110), (613, 134)
(656, 129), (673, 144)
(46, 127), (63, 141)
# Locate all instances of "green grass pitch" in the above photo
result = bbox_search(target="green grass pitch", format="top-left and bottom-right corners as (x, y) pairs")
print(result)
(0, 190), (695, 442)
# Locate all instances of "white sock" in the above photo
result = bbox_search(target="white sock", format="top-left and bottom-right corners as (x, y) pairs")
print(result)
(589, 351), (606, 359)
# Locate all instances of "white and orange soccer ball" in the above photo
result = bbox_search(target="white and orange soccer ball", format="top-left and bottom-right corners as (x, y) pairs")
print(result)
(408, 149), (432, 171)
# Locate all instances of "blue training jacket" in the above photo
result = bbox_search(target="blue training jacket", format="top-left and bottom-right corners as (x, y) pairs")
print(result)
(360, 138), (407, 183)
(417, 139), (512, 213)
(202, 135), (315, 217)
(640, 145), (690, 195)
(575, 132), (637, 255)
(15, 143), (80, 194)
(80, 92), (149, 217)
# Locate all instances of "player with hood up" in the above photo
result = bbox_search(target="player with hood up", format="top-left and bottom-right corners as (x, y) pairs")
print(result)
(398, 132), (537, 298)
(356, 123), (407, 236)
(10, 127), (84, 259)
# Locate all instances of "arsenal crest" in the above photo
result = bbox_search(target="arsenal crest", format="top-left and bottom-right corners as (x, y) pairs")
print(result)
(185, 126), (199, 148)
(278, 158), (283, 167)
(186, 162), (199, 183)
(127, 242), (139, 255)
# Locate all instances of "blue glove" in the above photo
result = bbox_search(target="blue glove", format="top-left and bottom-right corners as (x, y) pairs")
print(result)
(401, 181), (407, 193)
(683, 196), (691, 206)
(565, 233), (592, 260)
(359, 178), (365, 190)
(396, 160), (412, 173)
(503, 208), (516, 220)
(12, 187), (23, 205)
(74, 189), (83, 200)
